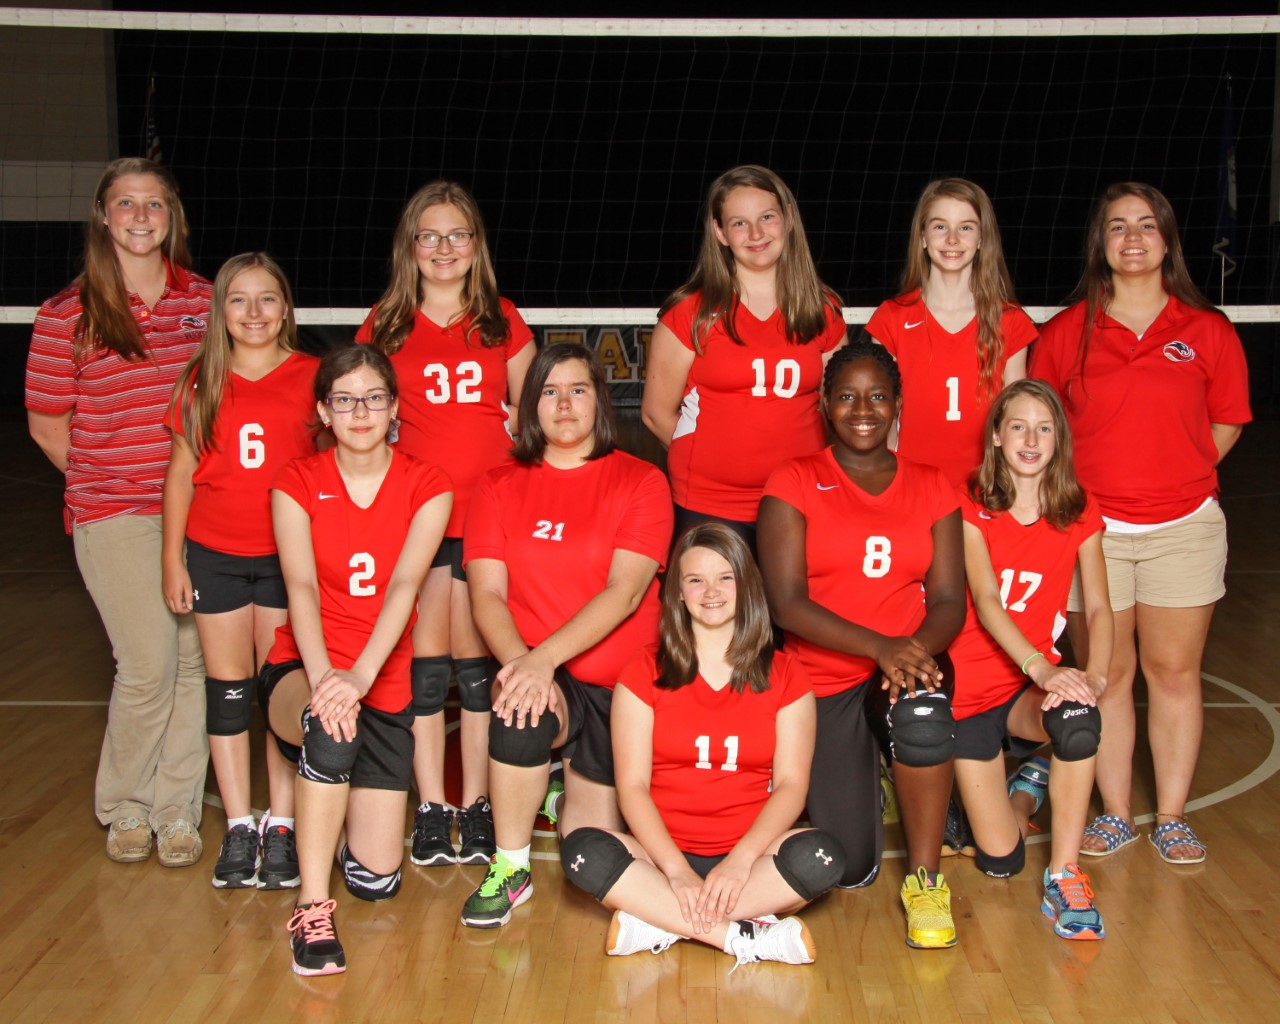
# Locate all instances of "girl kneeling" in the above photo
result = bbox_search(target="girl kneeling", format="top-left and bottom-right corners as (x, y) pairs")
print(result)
(262, 346), (452, 976)
(949, 379), (1112, 940)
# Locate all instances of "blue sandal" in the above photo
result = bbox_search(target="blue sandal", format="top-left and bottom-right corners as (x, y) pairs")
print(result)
(1149, 818), (1207, 865)
(1080, 814), (1139, 857)
(1007, 756), (1051, 814)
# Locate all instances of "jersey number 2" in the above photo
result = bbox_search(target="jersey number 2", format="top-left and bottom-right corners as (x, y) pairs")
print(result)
(695, 735), (739, 772)
(349, 553), (376, 596)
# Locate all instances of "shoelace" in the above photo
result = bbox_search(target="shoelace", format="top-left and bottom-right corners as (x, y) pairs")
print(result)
(904, 881), (952, 924)
(158, 820), (196, 841)
(115, 816), (147, 832)
(727, 919), (772, 974)
(477, 860), (516, 897)
(288, 899), (338, 942)
(1054, 869), (1096, 909)
(460, 803), (494, 842)
(416, 805), (452, 841)
(224, 824), (257, 857)
(263, 826), (296, 859)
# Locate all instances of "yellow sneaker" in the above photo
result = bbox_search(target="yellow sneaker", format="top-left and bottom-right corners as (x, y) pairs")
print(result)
(900, 867), (957, 949)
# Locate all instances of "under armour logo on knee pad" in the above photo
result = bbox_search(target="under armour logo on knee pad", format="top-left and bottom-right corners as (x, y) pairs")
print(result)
(815, 849), (833, 866)
(570, 854), (585, 872)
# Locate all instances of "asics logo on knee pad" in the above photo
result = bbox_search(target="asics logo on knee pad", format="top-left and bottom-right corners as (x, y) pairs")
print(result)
(570, 854), (585, 871)
(1062, 707), (1090, 718)
(815, 849), (833, 866)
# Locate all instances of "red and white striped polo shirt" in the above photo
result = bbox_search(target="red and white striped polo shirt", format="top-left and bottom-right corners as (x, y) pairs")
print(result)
(25, 263), (212, 530)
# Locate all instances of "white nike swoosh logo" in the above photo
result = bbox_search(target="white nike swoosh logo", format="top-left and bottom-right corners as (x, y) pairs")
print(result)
(816, 483), (838, 491)
(904, 320), (925, 329)
(318, 493), (339, 500)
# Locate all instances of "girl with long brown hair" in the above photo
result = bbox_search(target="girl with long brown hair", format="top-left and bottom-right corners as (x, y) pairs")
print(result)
(867, 178), (1037, 488)
(948, 379), (1112, 940)
(162, 252), (317, 889)
(641, 165), (846, 548)
(25, 157), (211, 866)
(1031, 182), (1250, 866)
(357, 180), (536, 869)
(557, 522), (843, 969)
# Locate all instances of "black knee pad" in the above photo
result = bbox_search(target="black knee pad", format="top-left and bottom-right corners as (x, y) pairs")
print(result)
(205, 676), (255, 736)
(559, 827), (634, 901)
(975, 834), (1025, 878)
(454, 657), (493, 713)
(298, 708), (357, 784)
(1042, 701), (1101, 762)
(887, 691), (956, 767)
(411, 655), (451, 717)
(489, 707), (560, 767)
(774, 829), (847, 901)
(341, 844), (402, 902)
(257, 667), (302, 763)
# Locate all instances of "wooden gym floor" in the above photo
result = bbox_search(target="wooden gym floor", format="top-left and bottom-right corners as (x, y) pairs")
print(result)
(2, 405), (1279, 1024)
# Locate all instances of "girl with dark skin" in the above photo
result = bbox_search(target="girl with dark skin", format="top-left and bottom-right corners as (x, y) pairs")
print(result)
(758, 339), (966, 949)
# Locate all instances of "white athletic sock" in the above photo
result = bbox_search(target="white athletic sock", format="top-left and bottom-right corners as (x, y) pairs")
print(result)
(497, 844), (530, 868)
(268, 815), (295, 830)
(227, 815), (254, 830)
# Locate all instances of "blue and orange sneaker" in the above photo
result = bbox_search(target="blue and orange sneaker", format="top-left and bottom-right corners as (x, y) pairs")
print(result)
(460, 852), (533, 928)
(1041, 863), (1105, 940)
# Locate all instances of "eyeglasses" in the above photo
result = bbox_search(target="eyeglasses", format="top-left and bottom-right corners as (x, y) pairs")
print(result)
(413, 230), (475, 250)
(324, 392), (393, 413)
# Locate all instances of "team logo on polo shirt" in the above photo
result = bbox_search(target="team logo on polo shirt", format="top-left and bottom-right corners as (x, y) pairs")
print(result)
(1162, 340), (1196, 363)
(181, 315), (207, 331)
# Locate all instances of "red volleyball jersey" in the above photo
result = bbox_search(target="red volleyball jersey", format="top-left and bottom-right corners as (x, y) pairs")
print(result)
(950, 492), (1104, 720)
(659, 292), (846, 521)
(268, 449), (451, 712)
(618, 645), (812, 856)
(464, 451), (672, 687)
(763, 450), (958, 697)
(867, 291), (1037, 489)
(1031, 297), (1251, 523)
(356, 299), (534, 535)
(168, 352), (318, 556)
(25, 263), (211, 530)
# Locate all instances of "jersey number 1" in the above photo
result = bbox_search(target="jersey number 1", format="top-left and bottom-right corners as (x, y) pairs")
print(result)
(944, 377), (961, 422)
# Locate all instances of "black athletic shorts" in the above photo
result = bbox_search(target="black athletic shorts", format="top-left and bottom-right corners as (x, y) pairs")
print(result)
(187, 538), (287, 614)
(430, 536), (466, 582)
(558, 668), (615, 787)
(954, 683), (1042, 762)
(259, 658), (414, 791)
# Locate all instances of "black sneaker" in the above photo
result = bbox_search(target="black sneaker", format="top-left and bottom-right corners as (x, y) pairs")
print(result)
(457, 797), (496, 865)
(411, 802), (456, 866)
(287, 900), (346, 976)
(942, 797), (975, 858)
(211, 823), (260, 889)
(258, 823), (301, 889)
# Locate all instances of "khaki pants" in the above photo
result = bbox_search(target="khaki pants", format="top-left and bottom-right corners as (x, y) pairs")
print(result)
(74, 514), (207, 827)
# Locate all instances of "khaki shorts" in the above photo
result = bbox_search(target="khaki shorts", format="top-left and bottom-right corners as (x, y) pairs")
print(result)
(1068, 500), (1227, 613)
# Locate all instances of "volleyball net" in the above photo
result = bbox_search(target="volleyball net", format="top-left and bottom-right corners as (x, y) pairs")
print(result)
(2, 10), (1278, 404)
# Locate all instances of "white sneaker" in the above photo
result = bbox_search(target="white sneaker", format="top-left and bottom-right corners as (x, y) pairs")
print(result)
(606, 910), (683, 956)
(727, 917), (815, 972)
